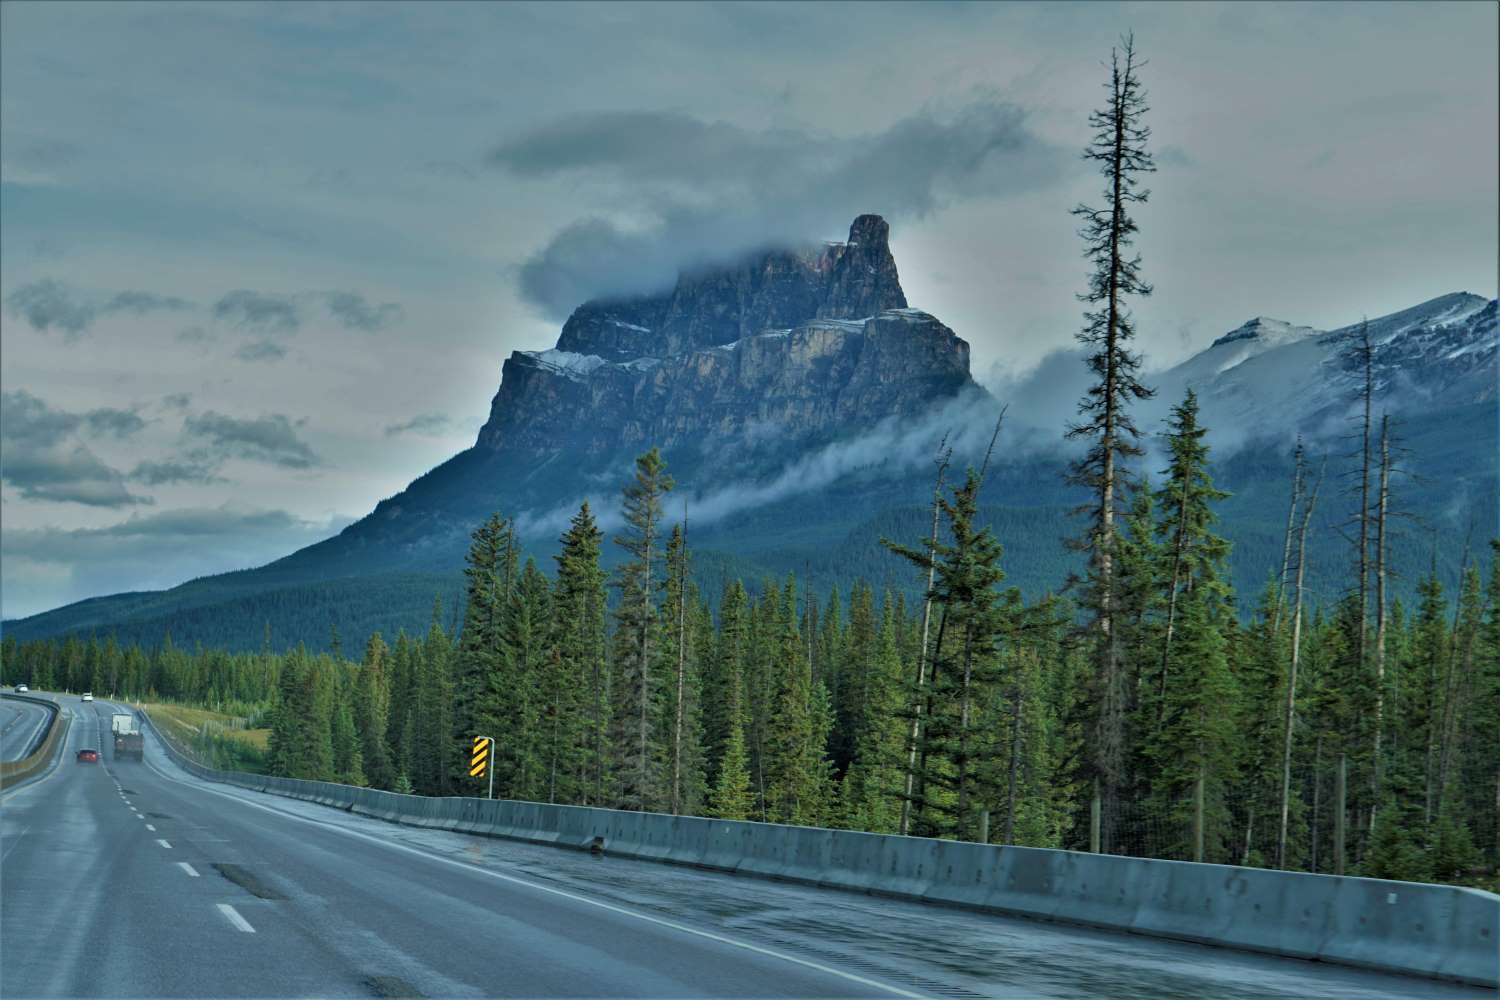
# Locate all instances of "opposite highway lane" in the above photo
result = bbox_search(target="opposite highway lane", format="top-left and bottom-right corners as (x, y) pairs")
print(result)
(0, 695), (53, 761)
(2, 694), (1489, 999)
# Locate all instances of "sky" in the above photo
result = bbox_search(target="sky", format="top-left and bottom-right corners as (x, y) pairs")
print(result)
(1, 1), (1496, 619)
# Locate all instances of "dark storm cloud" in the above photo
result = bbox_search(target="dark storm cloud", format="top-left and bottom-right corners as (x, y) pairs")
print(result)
(212, 290), (301, 333)
(234, 339), (289, 363)
(5, 278), (96, 336)
(325, 291), (403, 331)
(183, 411), (320, 469)
(383, 412), (450, 437)
(490, 101), (1068, 317)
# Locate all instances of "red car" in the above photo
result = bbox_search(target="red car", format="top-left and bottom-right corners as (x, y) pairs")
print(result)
(76, 749), (100, 763)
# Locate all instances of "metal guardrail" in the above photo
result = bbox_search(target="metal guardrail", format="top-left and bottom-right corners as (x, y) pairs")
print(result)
(0, 694), (67, 790)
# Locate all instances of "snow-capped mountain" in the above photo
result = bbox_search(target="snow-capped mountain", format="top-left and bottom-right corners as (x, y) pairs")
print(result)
(1160, 292), (1497, 433)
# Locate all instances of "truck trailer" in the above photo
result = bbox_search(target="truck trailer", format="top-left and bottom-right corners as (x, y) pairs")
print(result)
(112, 713), (143, 762)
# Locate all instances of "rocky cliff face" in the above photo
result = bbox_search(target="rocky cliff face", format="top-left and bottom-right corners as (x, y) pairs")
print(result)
(477, 215), (971, 459)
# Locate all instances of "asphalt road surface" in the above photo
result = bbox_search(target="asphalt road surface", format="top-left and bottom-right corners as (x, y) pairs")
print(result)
(1, 694), (1489, 999)
(0, 694), (54, 761)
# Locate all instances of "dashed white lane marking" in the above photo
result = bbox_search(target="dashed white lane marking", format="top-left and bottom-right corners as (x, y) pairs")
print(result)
(178, 862), (199, 877)
(146, 824), (156, 832)
(144, 759), (920, 998)
(216, 903), (255, 933)
(155, 839), (171, 848)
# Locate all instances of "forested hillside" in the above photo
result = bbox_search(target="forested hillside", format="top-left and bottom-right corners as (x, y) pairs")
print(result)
(8, 427), (1497, 887)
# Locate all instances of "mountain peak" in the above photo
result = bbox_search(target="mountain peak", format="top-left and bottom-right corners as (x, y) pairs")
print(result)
(555, 215), (907, 362)
(1210, 316), (1321, 349)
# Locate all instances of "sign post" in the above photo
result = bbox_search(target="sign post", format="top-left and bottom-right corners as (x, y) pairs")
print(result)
(470, 735), (495, 800)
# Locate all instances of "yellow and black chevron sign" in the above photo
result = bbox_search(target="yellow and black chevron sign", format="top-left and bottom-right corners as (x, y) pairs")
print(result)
(470, 737), (492, 778)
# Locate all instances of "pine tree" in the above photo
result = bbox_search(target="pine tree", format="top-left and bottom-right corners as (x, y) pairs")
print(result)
(454, 514), (510, 783)
(1151, 390), (1229, 722)
(611, 447), (673, 810)
(887, 470), (1008, 840)
(355, 633), (395, 789)
(551, 502), (608, 804)
(662, 521), (705, 815)
(709, 711), (753, 820)
(764, 579), (824, 825)
(703, 580), (748, 787)
(413, 603), (455, 795)
(1065, 34), (1157, 849)
(487, 560), (549, 799)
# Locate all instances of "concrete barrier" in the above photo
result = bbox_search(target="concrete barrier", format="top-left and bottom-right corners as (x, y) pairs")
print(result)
(0, 695), (66, 790)
(135, 707), (1499, 988)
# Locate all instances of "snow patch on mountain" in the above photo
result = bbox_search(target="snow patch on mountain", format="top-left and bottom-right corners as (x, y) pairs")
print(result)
(522, 349), (610, 381)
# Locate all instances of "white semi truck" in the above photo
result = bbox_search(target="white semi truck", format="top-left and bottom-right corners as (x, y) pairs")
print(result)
(112, 713), (143, 762)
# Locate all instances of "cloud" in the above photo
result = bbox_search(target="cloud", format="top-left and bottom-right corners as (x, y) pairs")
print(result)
(213, 289), (300, 333)
(325, 291), (402, 331)
(383, 412), (451, 437)
(82, 407), (147, 438)
(129, 456), (226, 486)
(489, 100), (1068, 317)
(4, 279), (193, 337)
(1, 390), (146, 443)
(161, 392), (193, 410)
(183, 410), (321, 468)
(0, 390), (152, 506)
(176, 326), (213, 344)
(2, 505), (355, 618)
(5, 278), (97, 336)
(514, 386), (1008, 538)
(0, 444), (149, 507)
(234, 339), (288, 363)
(104, 290), (192, 315)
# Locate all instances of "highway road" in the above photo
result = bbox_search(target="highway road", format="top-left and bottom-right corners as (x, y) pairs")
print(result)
(0, 694), (54, 761)
(2, 694), (1489, 999)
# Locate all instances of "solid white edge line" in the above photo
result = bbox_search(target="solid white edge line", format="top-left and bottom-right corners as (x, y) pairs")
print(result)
(142, 753), (922, 998)
(217, 903), (255, 933)
(178, 862), (200, 877)
(156, 839), (171, 848)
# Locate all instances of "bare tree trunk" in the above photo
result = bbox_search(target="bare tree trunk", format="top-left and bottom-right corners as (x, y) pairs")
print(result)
(1272, 439), (1304, 635)
(1157, 485), (1191, 726)
(1278, 454), (1322, 868)
(671, 505), (688, 815)
(1371, 417), (1389, 832)
(1355, 323), (1373, 678)
(900, 440), (951, 836)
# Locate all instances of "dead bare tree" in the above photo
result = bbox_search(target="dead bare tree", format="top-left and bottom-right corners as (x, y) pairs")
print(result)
(899, 435), (952, 836)
(1278, 452), (1323, 869)
(1271, 438), (1305, 635)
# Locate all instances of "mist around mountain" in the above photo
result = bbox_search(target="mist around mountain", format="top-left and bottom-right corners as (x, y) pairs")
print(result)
(4, 216), (1494, 652)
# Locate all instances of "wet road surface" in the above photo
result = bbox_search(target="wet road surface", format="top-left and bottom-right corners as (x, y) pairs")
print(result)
(2, 694), (1489, 998)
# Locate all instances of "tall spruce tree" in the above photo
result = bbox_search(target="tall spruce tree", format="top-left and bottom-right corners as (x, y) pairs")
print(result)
(552, 502), (609, 804)
(356, 633), (395, 789)
(1066, 34), (1157, 848)
(611, 448), (674, 810)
